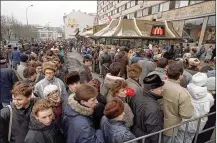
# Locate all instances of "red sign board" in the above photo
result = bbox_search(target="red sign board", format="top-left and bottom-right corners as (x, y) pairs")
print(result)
(151, 25), (165, 36)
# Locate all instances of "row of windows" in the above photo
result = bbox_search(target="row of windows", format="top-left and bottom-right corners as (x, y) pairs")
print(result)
(98, 0), (204, 20)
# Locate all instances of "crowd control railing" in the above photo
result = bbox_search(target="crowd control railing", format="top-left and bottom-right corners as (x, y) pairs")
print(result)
(125, 112), (216, 143)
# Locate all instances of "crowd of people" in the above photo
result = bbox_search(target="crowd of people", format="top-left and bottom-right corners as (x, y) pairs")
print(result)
(0, 39), (216, 143)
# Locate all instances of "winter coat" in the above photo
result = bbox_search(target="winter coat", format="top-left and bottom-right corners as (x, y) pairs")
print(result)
(186, 69), (199, 76)
(0, 65), (18, 103)
(34, 77), (68, 110)
(125, 78), (143, 107)
(61, 95), (104, 143)
(100, 116), (136, 143)
(179, 83), (214, 133)
(0, 99), (36, 143)
(107, 96), (134, 128)
(130, 56), (144, 65)
(181, 70), (193, 88)
(100, 52), (112, 77)
(148, 67), (167, 80)
(138, 58), (155, 86)
(114, 51), (128, 79)
(109, 50), (116, 62)
(205, 48), (213, 60)
(55, 71), (66, 83)
(100, 73), (125, 97)
(11, 50), (20, 62)
(24, 114), (63, 143)
(162, 79), (194, 136)
(78, 65), (93, 83)
(131, 90), (164, 143)
(17, 62), (28, 81)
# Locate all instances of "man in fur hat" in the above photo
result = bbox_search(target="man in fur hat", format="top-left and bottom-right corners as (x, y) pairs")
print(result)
(34, 61), (68, 109)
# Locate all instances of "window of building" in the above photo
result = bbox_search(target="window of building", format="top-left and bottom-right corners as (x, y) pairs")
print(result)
(182, 18), (204, 43)
(152, 5), (159, 14)
(142, 8), (148, 16)
(41, 34), (46, 38)
(204, 16), (216, 43)
(129, 13), (134, 19)
(121, 5), (125, 11)
(127, 2), (131, 9)
(137, 9), (143, 17)
(131, 0), (135, 7)
(175, 1), (189, 8)
(117, 7), (119, 13)
(135, 0), (138, 5)
(189, 0), (203, 5)
(159, 1), (170, 12)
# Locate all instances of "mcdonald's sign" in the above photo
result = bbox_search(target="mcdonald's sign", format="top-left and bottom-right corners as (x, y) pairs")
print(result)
(151, 25), (165, 36)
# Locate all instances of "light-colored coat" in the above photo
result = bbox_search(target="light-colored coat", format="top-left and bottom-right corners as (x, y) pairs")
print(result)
(17, 62), (27, 80)
(162, 79), (194, 136)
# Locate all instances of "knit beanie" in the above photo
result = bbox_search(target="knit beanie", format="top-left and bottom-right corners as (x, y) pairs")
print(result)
(20, 54), (29, 62)
(43, 84), (59, 97)
(204, 77), (215, 91)
(42, 61), (57, 73)
(104, 97), (124, 119)
(192, 72), (208, 87)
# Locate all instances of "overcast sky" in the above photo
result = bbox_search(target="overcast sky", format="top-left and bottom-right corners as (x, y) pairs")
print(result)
(1, 1), (97, 27)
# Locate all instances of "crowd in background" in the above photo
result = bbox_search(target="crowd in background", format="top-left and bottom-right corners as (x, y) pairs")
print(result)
(0, 39), (216, 143)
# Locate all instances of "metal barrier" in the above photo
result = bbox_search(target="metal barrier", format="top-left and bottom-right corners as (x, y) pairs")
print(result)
(125, 112), (216, 143)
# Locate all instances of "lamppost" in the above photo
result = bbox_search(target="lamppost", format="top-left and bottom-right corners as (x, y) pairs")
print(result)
(26, 5), (33, 25)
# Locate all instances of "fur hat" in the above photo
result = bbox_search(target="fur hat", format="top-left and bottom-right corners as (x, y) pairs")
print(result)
(192, 72), (208, 87)
(43, 84), (59, 97)
(42, 61), (57, 73)
(20, 54), (29, 62)
(143, 74), (164, 90)
(183, 53), (191, 60)
(64, 71), (80, 85)
(204, 77), (215, 91)
(188, 58), (200, 66)
(104, 97), (124, 119)
(127, 63), (142, 79)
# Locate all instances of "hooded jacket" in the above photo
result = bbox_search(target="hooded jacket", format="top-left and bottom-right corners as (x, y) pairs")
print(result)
(61, 95), (104, 143)
(131, 90), (164, 143)
(34, 77), (68, 110)
(100, 73), (125, 97)
(100, 116), (135, 143)
(179, 83), (214, 133)
(24, 114), (63, 143)
(0, 99), (36, 143)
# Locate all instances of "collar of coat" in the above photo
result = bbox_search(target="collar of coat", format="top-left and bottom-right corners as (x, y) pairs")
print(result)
(155, 67), (166, 73)
(167, 78), (181, 84)
(143, 90), (163, 100)
(68, 94), (94, 116)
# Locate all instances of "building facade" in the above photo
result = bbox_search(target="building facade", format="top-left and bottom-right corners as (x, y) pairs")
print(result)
(37, 27), (63, 40)
(63, 10), (96, 39)
(96, 0), (215, 46)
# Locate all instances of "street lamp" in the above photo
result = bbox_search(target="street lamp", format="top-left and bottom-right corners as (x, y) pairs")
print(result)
(26, 5), (33, 25)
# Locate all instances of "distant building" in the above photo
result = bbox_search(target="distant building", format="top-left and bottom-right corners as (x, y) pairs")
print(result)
(96, 0), (216, 46)
(37, 26), (63, 40)
(63, 10), (96, 39)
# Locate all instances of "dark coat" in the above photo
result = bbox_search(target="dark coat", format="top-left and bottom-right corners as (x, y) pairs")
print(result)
(93, 94), (107, 129)
(0, 65), (18, 103)
(11, 50), (20, 62)
(131, 90), (164, 143)
(100, 116), (136, 143)
(24, 114), (63, 143)
(114, 51), (128, 79)
(61, 95), (104, 143)
(0, 99), (36, 143)
(79, 65), (93, 83)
